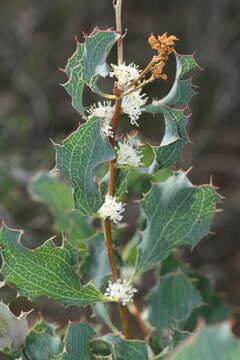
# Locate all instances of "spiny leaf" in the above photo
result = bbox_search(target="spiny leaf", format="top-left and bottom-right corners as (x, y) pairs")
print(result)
(0, 224), (106, 306)
(101, 334), (149, 360)
(29, 171), (94, 249)
(144, 106), (180, 147)
(167, 322), (240, 360)
(62, 322), (96, 360)
(144, 105), (189, 169)
(144, 53), (199, 169)
(63, 28), (119, 118)
(156, 108), (189, 169)
(154, 52), (199, 109)
(148, 272), (203, 331)
(177, 53), (200, 79)
(135, 173), (220, 275)
(54, 117), (115, 216)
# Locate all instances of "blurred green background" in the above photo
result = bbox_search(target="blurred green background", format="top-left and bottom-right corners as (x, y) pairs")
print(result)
(0, 0), (240, 327)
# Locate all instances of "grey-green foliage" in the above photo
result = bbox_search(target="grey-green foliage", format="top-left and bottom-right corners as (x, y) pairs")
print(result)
(0, 224), (105, 306)
(25, 323), (63, 360)
(168, 323), (240, 360)
(54, 117), (115, 216)
(0, 302), (28, 351)
(144, 53), (199, 169)
(136, 173), (220, 275)
(62, 322), (96, 360)
(63, 28), (119, 118)
(0, 24), (229, 360)
(100, 334), (149, 360)
(29, 171), (94, 249)
(148, 272), (203, 331)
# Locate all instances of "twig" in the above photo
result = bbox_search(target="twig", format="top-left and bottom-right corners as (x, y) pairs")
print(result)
(114, 0), (124, 64)
(127, 57), (156, 89)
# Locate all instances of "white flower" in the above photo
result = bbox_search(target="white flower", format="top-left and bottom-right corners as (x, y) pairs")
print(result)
(87, 101), (114, 119)
(101, 122), (114, 138)
(98, 194), (125, 224)
(105, 279), (138, 306)
(116, 136), (143, 168)
(122, 90), (148, 126)
(109, 62), (148, 126)
(110, 62), (141, 89)
(87, 101), (114, 137)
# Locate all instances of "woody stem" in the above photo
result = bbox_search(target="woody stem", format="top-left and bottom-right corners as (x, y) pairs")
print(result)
(114, 0), (124, 64)
(102, 86), (131, 338)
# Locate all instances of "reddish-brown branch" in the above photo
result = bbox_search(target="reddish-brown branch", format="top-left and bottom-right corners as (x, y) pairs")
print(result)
(102, 87), (131, 339)
(103, 218), (119, 281)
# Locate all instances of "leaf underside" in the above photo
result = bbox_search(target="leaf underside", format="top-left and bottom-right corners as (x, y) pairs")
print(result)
(144, 53), (199, 169)
(136, 173), (220, 275)
(0, 224), (104, 306)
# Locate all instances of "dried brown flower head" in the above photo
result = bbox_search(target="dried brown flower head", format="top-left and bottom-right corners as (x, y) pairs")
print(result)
(148, 32), (178, 80)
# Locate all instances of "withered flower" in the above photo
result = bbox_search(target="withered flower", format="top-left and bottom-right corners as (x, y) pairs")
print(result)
(148, 32), (178, 80)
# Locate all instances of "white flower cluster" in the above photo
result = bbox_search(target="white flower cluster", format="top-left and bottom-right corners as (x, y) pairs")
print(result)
(105, 279), (138, 306)
(116, 136), (143, 168)
(87, 101), (114, 137)
(122, 90), (148, 126)
(110, 62), (140, 88)
(98, 194), (125, 224)
(87, 63), (148, 133)
(110, 62), (148, 126)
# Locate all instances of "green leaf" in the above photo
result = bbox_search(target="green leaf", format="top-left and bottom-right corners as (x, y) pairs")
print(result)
(144, 106), (189, 169)
(0, 223), (106, 306)
(144, 53), (199, 169)
(167, 322), (240, 360)
(152, 53), (199, 109)
(101, 334), (149, 360)
(62, 322), (96, 360)
(89, 339), (112, 357)
(188, 275), (232, 326)
(87, 233), (111, 288)
(155, 109), (189, 169)
(115, 168), (129, 199)
(80, 233), (118, 333)
(63, 28), (119, 118)
(135, 173), (220, 275)
(25, 325), (63, 360)
(144, 106), (180, 147)
(54, 117), (115, 216)
(148, 272), (203, 331)
(29, 171), (94, 248)
(152, 168), (174, 183)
